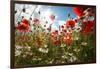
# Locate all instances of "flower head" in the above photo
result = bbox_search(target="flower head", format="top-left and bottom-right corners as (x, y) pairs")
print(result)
(33, 18), (39, 24)
(61, 25), (64, 28)
(16, 19), (30, 32)
(66, 19), (75, 28)
(50, 14), (55, 21)
(62, 29), (67, 33)
(83, 21), (94, 33)
(55, 30), (58, 34)
(21, 18), (29, 25)
(73, 7), (86, 16)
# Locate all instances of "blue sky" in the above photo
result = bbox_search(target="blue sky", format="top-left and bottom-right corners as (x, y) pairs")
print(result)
(46, 5), (77, 29)
(49, 6), (77, 21)
(15, 4), (77, 31)
(15, 4), (77, 22)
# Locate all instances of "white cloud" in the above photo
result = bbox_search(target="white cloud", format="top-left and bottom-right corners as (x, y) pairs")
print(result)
(51, 20), (66, 32)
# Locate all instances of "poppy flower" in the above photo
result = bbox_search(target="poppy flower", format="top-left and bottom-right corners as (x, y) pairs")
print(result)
(47, 28), (50, 31)
(73, 7), (86, 16)
(66, 19), (75, 28)
(63, 29), (67, 33)
(17, 22), (20, 25)
(38, 41), (41, 48)
(16, 19), (30, 32)
(62, 34), (72, 45)
(66, 35), (72, 40)
(30, 17), (32, 20)
(83, 21), (94, 33)
(33, 18), (39, 24)
(61, 25), (64, 28)
(50, 31), (58, 40)
(50, 32), (56, 37)
(54, 40), (60, 45)
(52, 40), (57, 45)
(50, 14), (55, 21)
(55, 30), (58, 34)
(74, 18), (78, 23)
(63, 36), (67, 42)
(21, 19), (29, 25)
(35, 33), (38, 39)
(51, 37), (60, 45)
(16, 24), (29, 32)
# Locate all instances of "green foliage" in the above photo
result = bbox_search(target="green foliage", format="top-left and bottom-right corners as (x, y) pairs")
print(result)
(15, 31), (95, 65)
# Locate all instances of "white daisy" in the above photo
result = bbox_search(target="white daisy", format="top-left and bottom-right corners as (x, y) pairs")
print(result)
(38, 48), (49, 53)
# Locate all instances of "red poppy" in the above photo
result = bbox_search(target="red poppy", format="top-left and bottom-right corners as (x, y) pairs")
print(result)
(30, 17), (32, 20)
(54, 40), (60, 45)
(35, 33), (38, 39)
(61, 33), (72, 45)
(51, 37), (60, 45)
(16, 19), (30, 32)
(61, 25), (64, 28)
(53, 40), (58, 45)
(63, 29), (67, 33)
(66, 19), (75, 28)
(73, 7), (86, 16)
(50, 32), (57, 37)
(16, 25), (24, 30)
(38, 41), (41, 48)
(47, 28), (50, 31)
(21, 19), (29, 25)
(64, 35), (71, 41)
(83, 21), (94, 33)
(50, 32), (55, 37)
(16, 24), (29, 32)
(55, 30), (58, 34)
(74, 19), (78, 23)
(50, 31), (58, 39)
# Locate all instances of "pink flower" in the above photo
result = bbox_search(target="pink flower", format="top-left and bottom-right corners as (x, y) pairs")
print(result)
(50, 14), (55, 21)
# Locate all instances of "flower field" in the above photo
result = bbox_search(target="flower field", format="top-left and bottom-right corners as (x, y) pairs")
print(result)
(14, 4), (96, 65)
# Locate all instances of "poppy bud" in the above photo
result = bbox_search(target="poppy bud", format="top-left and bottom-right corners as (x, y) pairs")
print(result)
(30, 17), (32, 20)
(15, 10), (17, 14)
(23, 8), (26, 12)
